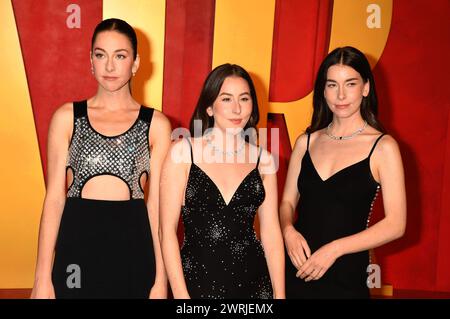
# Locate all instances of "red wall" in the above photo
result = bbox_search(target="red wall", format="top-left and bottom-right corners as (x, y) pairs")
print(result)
(371, 0), (450, 292)
(12, 0), (101, 176)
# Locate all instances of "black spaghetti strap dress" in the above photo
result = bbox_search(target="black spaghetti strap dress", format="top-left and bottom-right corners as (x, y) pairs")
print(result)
(52, 100), (156, 298)
(285, 133), (385, 299)
(180, 139), (273, 299)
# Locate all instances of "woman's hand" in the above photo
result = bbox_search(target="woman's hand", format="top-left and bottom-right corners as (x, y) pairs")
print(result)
(296, 241), (340, 282)
(30, 278), (55, 299)
(284, 226), (311, 270)
(149, 282), (168, 299)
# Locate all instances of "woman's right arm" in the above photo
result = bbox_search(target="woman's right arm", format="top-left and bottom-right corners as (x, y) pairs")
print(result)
(159, 139), (191, 299)
(279, 134), (311, 270)
(31, 103), (73, 299)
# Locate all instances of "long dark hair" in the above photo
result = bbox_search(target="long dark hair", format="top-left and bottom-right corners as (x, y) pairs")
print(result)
(307, 46), (385, 133)
(189, 64), (260, 136)
(91, 18), (137, 60)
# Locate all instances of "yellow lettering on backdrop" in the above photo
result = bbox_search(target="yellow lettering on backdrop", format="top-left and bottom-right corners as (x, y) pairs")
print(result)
(212, 0), (276, 130)
(0, 1), (45, 287)
(328, 0), (392, 67)
(103, 0), (166, 110)
(213, 0), (392, 146)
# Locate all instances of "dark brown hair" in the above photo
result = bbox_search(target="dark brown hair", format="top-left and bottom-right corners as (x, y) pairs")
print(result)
(91, 18), (137, 60)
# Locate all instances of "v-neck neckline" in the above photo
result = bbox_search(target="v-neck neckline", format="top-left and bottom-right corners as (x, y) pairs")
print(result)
(306, 150), (368, 183)
(191, 164), (258, 206)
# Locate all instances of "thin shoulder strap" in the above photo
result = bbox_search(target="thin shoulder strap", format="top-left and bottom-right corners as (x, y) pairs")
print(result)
(185, 138), (194, 163)
(306, 133), (311, 151)
(256, 147), (262, 168)
(73, 100), (87, 118)
(368, 134), (386, 158)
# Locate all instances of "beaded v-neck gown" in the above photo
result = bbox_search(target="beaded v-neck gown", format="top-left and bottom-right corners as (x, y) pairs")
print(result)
(285, 133), (385, 299)
(180, 139), (273, 299)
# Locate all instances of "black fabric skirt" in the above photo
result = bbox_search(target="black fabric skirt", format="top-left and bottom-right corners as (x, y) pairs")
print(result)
(52, 197), (156, 299)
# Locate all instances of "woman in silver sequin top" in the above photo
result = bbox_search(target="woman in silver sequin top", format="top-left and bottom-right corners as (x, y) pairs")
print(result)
(31, 19), (171, 299)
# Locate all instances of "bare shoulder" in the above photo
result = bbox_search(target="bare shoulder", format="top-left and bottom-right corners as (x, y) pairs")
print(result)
(52, 102), (73, 124)
(258, 147), (274, 163)
(256, 147), (278, 175)
(48, 102), (73, 135)
(371, 134), (403, 171)
(151, 108), (170, 123)
(374, 134), (401, 156)
(289, 132), (313, 163)
(150, 109), (172, 131)
(149, 109), (172, 148)
(167, 137), (192, 165)
(292, 133), (309, 154)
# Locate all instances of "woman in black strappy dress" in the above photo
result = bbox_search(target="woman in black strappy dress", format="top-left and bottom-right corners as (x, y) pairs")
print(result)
(160, 64), (285, 299)
(280, 47), (407, 298)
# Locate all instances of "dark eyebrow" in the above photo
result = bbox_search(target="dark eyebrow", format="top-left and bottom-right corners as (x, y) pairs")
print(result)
(93, 48), (130, 54)
(326, 78), (360, 82)
(218, 92), (250, 96)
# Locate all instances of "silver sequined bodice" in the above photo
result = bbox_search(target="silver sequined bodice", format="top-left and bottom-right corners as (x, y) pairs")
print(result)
(66, 101), (152, 199)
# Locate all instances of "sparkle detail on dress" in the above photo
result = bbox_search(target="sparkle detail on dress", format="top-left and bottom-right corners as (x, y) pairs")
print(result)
(366, 184), (381, 263)
(66, 103), (151, 199)
(181, 142), (273, 299)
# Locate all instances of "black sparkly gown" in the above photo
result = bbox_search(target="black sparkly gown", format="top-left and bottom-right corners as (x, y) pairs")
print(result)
(285, 133), (385, 299)
(52, 100), (156, 298)
(180, 140), (273, 299)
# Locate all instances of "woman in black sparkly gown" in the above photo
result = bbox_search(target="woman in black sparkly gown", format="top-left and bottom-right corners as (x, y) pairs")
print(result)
(30, 19), (171, 298)
(160, 64), (285, 299)
(280, 47), (406, 298)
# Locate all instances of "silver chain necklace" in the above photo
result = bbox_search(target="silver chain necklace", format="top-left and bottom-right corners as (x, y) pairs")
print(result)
(326, 121), (368, 140)
(205, 133), (245, 155)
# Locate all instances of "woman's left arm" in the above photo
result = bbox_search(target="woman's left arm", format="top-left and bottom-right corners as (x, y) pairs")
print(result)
(298, 135), (406, 281)
(258, 150), (285, 298)
(147, 110), (172, 298)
